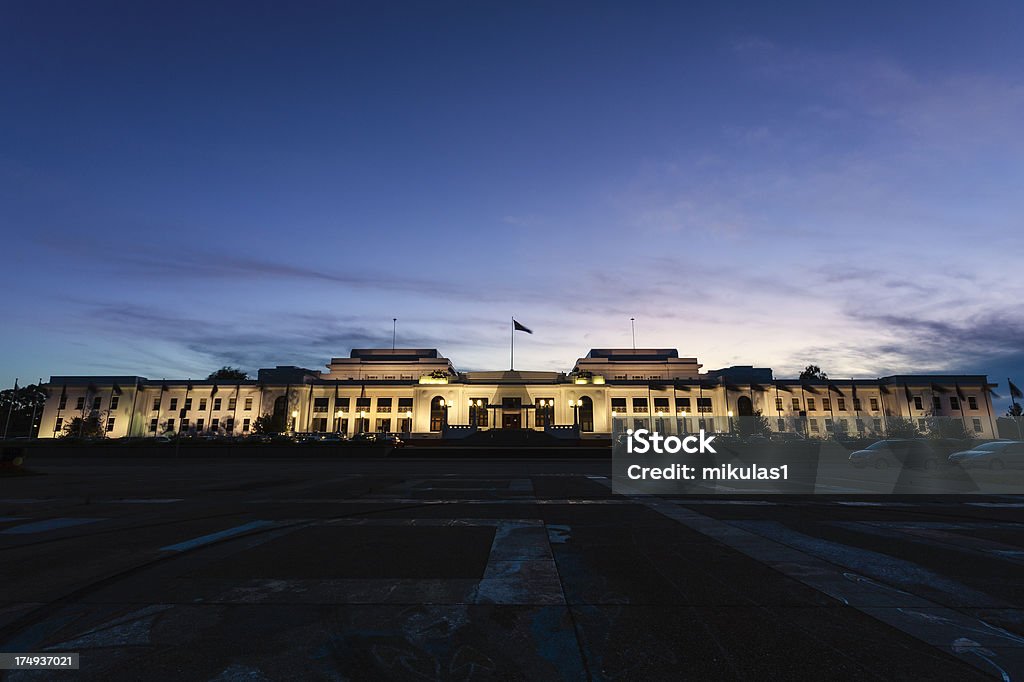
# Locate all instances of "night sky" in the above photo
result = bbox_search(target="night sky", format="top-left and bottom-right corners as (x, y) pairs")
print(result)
(2, 1), (1022, 407)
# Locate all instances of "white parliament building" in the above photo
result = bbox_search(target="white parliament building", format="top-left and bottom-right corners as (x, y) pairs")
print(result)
(39, 348), (1000, 439)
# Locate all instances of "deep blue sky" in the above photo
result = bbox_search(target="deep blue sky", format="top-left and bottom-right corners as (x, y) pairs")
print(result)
(2, 1), (1023, 408)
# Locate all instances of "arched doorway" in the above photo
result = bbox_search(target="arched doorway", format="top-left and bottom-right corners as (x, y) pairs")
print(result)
(579, 396), (594, 432)
(272, 395), (288, 432)
(429, 396), (446, 432)
(737, 395), (754, 417)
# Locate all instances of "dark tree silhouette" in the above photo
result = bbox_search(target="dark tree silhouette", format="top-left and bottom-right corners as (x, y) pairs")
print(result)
(207, 367), (248, 380)
(799, 365), (828, 381)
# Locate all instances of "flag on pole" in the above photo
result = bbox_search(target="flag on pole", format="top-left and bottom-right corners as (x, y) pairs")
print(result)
(1010, 379), (1023, 401)
(210, 384), (219, 395)
(112, 383), (123, 395)
(513, 319), (533, 334)
(904, 384), (913, 404)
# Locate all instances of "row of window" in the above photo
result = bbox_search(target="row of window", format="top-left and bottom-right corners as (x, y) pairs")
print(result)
(911, 395), (980, 411)
(57, 391), (983, 417)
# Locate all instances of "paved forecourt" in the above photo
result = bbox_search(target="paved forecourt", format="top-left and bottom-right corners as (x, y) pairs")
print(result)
(1, 456), (1023, 680)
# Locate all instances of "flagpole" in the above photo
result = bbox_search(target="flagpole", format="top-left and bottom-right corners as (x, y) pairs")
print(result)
(3, 378), (18, 440)
(1011, 377), (1022, 439)
(510, 318), (514, 371)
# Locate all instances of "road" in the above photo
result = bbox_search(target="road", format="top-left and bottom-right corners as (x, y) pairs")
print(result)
(2, 456), (1024, 680)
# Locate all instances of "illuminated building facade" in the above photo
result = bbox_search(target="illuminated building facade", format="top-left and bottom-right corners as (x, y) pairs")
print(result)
(38, 348), (1000, 439)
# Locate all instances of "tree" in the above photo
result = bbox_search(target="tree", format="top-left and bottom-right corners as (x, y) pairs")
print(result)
(884, 417), (919, 439)
(60, 413), (105, 439)
(208, 366), (248, 380)
(1, 383), (47, 438)
(799, 365), (828, 381)
(736, 410), (772, 438)
(252, 414), (284, 435)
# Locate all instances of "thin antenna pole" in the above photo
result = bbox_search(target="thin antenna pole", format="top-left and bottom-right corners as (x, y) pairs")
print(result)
(392, 318), (397, 350)
(630, 318), (636, 350)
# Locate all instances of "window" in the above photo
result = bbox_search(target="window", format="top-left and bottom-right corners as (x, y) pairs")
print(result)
(856, 418), (865, 433)
(356, 397), (371, 413)
(633, 418), (649, 430)
(502, 397), (521, 409)
(534, 400), (552, 428)
(243, 418), (251, 432)
(611, 398), (627, 414)
(312, 417), (328, 432)
(355, 417), (370, 433)
(777, 418), (785, 431)
(181, 418), (190, 431)
(398, 416), (411, 432)
(106, 417), (115, 432)
(632, 398), (649, 413)
(839, 419), (849, 433)
(54, 417), (63, 433)
(950, 396), (960, 410)
(822, 398), (831, 411)
(870, 397), (879, 411)
(398, 398), (413, 412)
(76, 396), (85, 410)
(968, 396), (978, 410)
(791, 397), (800, 411)
(214, 398), (222, 411)
(697, 397), (713, 413)
(244, 397), (253, 411)
(775, 397), (784, 411)
(376, 397), (392, 413)
(92, 397), (102, 410)
(809, 419), (819, 433)
(153, 398), (161, 411)
(824, 418), (833, 432)
(853, 398), (861, 411)
(184, 397), (192, 411)
(170, 398), (178, 411)
(972, 418), (983, 433)
(336, 397), (350, 413)
(470, 399), (489, 427)
(873, 418), (882, 431)
(228, 397), (236, 410)
(917, 418), (926, 431)
(653, 397), (670, 415)
(677, 397), (691, 413)
(913, 396), (923, 410)
(932, 396), (941, 411)
(211, 418), (219, 431)
(110, 396), (119, 410)
(837, 398), (846, 411)
(376, 418), (391, 432)
(59, 395), (67, 410)
(196, 418), (204, 431)
(806, 398), (816, 412)
(198, 398), (206, 411)
(149, 419), (158, 433)
(313, 398), (329, 413)
(226, 418), (234, 432)
(167, 418), (175, 431)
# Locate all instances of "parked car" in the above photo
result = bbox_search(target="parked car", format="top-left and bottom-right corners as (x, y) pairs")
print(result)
(848, 439), (942, 470)
(948, 441), (1024, 470)
(378, 433), (405, 447)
